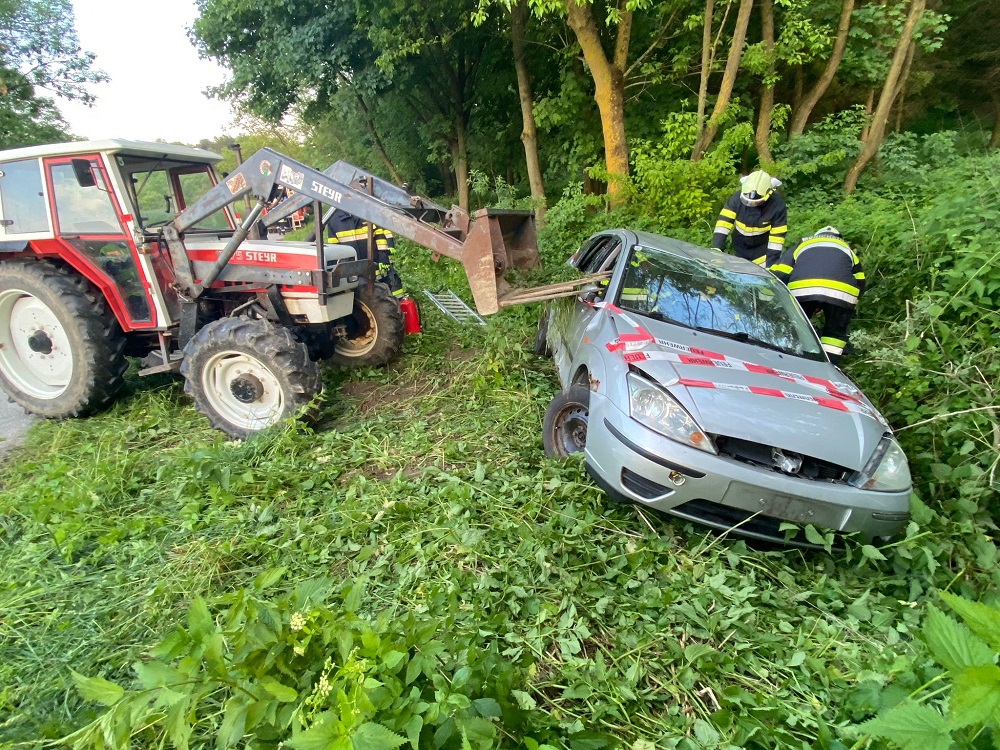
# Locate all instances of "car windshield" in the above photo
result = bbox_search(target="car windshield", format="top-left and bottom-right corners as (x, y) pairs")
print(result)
(616, 244), (825, 360)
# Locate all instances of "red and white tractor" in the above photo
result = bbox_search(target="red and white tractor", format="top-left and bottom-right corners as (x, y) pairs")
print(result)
(0, 140), (592, 437)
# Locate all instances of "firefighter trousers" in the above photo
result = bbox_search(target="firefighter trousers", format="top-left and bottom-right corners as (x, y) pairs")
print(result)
(800, 300), (855, 363)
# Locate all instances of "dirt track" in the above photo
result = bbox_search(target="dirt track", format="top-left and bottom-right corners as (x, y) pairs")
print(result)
(0, 400), (35, 458)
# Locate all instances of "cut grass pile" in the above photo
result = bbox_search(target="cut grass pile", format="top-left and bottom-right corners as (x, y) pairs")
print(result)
(0, 256), (993, 748)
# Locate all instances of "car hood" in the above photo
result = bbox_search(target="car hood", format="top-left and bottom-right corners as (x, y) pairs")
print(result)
(619, 320), (887, 471)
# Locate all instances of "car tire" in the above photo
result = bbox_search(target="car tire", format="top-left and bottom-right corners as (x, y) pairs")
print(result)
(0, 259), (127, 418)
(327, 281), (404, 368)
(543, 384), (590, 458)
(181, 316), (321, 439)
(533, 306), (552, 358)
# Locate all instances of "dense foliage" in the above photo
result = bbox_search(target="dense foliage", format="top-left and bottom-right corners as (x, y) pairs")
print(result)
(0, 1), (998, 748)
(0, 0), (105, 148)
(0, 138), (997, 747)
(186, 0), (987, 205)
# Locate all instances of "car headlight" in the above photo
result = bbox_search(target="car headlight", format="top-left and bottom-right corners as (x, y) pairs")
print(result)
(849, 435), (912, 492)
(627, 372), (716, 454)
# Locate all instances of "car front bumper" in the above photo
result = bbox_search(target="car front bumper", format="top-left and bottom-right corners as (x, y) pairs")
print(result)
(584, 394), (911, 542)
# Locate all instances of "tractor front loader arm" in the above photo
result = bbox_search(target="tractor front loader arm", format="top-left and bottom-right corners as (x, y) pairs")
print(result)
(165, 148), (595, 314)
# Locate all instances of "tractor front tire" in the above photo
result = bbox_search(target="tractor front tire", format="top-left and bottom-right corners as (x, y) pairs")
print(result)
(181, 317), (321, 439)
(0, 259), (127, 418)
(542, 385), (591, 459)
(327, 281), (404, 368)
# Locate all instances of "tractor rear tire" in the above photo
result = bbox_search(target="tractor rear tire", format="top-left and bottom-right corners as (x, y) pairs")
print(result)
(542, 385), (590, 459)
(327, 281), (404, 368)
(181, 317), (321, 439)
(0, 259), (127, 418)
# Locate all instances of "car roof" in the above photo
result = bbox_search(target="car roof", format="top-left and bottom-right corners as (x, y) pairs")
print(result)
(0, 139), (222, 164)
(628, 230), (772, 277)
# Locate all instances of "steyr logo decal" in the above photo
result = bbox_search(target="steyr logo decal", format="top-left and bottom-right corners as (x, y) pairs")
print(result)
(311, 181), (342, 203)
(280, 164), (304, 190)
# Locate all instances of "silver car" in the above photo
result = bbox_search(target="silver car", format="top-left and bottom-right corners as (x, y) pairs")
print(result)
(539, 230), (911, 544)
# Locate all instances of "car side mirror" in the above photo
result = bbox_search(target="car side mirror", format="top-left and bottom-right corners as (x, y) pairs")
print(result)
(71, 158), (96, 188)
(579, 285), (603, 304)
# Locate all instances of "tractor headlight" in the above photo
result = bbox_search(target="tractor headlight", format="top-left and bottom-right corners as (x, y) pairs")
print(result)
(849, 435), (912, 492)
(627, 372), (716, 454)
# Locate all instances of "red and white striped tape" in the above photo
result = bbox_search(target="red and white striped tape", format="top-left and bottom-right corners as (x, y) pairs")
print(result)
(675, 377), (884, 422)
(597, 302), (885, 424)
(623, 347), (863, 403)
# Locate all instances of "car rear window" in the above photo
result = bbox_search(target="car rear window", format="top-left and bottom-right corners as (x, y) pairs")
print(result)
(617, 245), (825, 359)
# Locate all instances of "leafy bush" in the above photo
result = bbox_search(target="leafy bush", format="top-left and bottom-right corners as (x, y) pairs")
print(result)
(63, 575), (590, 750)
(628, 112), (739, 229)
(850, 591), (1000, 749)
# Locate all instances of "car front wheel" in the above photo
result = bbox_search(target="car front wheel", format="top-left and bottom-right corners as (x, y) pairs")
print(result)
(543, 384), (590, 458)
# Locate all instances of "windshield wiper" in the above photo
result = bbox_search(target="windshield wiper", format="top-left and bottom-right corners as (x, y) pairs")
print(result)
(694, 327), (793, 355)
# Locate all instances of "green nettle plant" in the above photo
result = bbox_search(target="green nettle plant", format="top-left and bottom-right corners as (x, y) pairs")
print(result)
(849, 592), (1000, 749)
(61, 573), (610, 750)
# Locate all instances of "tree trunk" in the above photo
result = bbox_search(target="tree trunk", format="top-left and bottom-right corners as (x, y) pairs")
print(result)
(859, 88), (875, 141)
(512, 0), (547, 224)
(789, 0), (855, 136)
(350, 86), (403, 185)
(844, 0), (925, 194)
(695, 0), (716, 138)
(754, 0), (775, 164)
(691, 0), (754, 160)
(565, 0), (630, 206)
(892, 40), (915, 131)
(453, 118), (470, 210)
(438, 162), (456, 197)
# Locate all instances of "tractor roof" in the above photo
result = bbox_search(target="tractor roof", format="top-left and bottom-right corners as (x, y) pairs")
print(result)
(0, 139), (222, 163)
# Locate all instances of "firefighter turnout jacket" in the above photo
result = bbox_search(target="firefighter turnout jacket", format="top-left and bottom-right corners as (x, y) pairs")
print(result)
(711, 191), (788, 266)
(325, 209), (403, 296)
(769, 234), (865, 309)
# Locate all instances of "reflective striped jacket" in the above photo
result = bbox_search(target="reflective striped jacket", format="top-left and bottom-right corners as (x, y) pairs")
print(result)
(325, 209), (396, 257)
(770, 235), (866, 308)
(711, 190), (788, 266)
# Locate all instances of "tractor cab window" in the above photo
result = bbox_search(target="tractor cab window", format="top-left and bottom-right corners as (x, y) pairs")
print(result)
(50, 162), (122, 235)
(118, 156), (230, 232)
(48, 160), (151, 322)
(0, 159), (50, 234)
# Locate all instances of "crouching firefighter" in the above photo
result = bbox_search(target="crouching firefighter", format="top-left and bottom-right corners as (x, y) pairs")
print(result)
(712, 170), (788, 267)
(325, 209), (404, 297)
(770, 226), (865, 364)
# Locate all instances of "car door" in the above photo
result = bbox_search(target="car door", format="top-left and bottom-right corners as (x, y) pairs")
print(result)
(555, 232), (625, 380)
(45, 155), (156, 326)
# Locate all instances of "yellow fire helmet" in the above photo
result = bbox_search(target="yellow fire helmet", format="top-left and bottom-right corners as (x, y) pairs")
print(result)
(739, 170), (777, 207)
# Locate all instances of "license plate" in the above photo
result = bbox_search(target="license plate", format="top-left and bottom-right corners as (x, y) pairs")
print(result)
(722, 483), (849, 530)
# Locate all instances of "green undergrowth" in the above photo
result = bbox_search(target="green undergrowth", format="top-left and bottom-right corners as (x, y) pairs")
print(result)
(2, 156), (999, 749)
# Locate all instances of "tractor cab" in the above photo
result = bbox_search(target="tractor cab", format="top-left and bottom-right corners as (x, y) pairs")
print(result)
(0, 140), (234, 331)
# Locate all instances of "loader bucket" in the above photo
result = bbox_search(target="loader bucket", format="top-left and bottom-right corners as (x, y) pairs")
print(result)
(460, 208), (541, 315)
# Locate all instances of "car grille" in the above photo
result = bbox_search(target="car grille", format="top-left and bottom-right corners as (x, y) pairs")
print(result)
(713, 436), (849, 482)
(620, 468), (672, 499)
(670, 499), (831, 548)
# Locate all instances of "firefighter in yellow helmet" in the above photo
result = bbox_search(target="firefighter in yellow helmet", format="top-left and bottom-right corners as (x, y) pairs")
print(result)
(769, 226), (865, 363)
(711, 170), (788, 267)
(325, 209), (404, 297)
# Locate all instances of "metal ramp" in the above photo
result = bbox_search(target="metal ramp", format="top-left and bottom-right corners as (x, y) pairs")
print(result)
(422, 289), (487, 326)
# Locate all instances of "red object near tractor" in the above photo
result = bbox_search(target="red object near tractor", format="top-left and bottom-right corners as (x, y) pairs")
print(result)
(0, 140), (600, 437)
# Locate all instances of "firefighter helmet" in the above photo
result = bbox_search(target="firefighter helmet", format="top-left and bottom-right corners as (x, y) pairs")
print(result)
(815, 225), (842, 238)
(739, 170), (775, 207)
